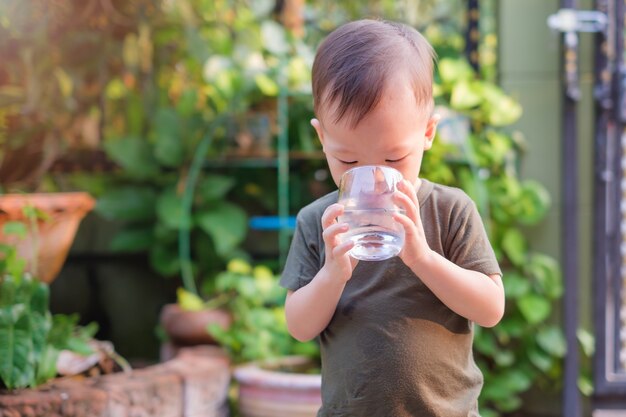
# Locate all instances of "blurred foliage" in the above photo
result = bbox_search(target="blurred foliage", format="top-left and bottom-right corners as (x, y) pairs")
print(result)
(178, 258), (319, 364)
(0, 0), (586, 414)
(0, 212), (97, 390)
(424, 57), (593, 416)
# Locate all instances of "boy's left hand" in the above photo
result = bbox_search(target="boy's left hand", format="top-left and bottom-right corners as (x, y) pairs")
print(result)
(392, 179), (431, 269)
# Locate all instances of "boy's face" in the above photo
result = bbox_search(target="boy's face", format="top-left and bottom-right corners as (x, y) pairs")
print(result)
(311, 73), (438, 188)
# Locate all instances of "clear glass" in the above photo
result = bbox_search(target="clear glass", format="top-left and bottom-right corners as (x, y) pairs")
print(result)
(337, 165), (405, 261)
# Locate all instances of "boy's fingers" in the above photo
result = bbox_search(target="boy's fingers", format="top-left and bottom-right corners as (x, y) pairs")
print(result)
(323, 222), (348, 243)
(333, 238), (354, 258)
(393, 191), (418, 223)
(392, 211), (416, 236)
(398, 180), (418, 205)
(321, 203), (344, 229)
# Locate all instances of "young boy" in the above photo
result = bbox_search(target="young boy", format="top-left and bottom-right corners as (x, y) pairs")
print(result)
(280, 19), (504, 416)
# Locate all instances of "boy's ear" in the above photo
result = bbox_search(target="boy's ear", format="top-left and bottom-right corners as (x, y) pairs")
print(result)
(311, 118), (325, 147)
(423, 113), (440, 150)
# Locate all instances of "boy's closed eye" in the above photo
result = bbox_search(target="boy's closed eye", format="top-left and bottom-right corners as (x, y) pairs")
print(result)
(385, 154), (408, 163)
(339, 159), (358, 165)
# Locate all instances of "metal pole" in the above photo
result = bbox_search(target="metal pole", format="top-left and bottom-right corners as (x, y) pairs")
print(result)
(592, 0), (613, 405)
(560, 0), (582, 415)
(466, 0), (480, 72)
(277, 63), (290, 267)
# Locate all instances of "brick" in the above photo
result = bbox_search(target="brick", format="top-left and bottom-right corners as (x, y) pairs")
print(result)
(0, 346), (231, 417)
(166, 346), (231, 417)
(0, 383), (107, 417)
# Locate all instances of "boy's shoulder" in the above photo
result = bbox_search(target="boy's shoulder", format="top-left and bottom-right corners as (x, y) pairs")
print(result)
(296, 190), (339, 221)
(419, 179), (475, 209)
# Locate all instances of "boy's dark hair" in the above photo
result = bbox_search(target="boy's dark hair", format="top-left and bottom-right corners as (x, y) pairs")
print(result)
(312, 19), (436, 128)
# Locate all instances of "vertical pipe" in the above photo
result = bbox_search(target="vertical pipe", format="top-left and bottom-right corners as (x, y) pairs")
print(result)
(277, 68), (290, 267)
(592, 0), (613, 402)
(466, 0), (480, 72)
(560, 0), (581, 415)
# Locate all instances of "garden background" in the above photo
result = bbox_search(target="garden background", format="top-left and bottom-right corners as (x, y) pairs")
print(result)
(0, 1), (602, 416)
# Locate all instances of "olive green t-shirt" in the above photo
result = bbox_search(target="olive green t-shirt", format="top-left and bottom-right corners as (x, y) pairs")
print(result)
(280, 179), (502, 417)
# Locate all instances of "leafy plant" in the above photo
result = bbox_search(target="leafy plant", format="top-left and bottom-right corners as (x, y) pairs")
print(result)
(179, 258), (319, 365)
(0, 219), (97, 390)
(422, 57), (572, 416)
(95, 0), (316, 293)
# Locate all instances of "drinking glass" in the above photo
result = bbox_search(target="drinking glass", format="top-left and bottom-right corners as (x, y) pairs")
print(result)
(337, 165), (405, 261)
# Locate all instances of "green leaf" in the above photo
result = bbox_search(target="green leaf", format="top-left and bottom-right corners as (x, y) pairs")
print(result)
(450, 81), (483, 110)
(517, 180), (551, 225)
(261, 21), (289, 55)
(196, 202), (247, 257)
(110, 227), (154, 252)
(577, 328), (594, 357)
(176, 90), (198, 117)
(103, 137), (160, 179)
(2, 222), (27, 239)
(105, 78), (126, 100)
(29, 282), (49, 316)
(528, 348), (554, 372)
(65, 337), (94, 356)
(501, 228), (527, 266)
(48, 314), (80, 348)
(479, 408), (499, 417)
(153, 108), (184, 167)
(578, 375), (594, 396)
(438, 58), (475, 85)
(197, 175), (236, 201)
(485, 131), (513, 166)
(482, 84), (523, 126)
(177, 288), (205, 312)
(156, 188), (192, 230)
(0, 312), (36, 389)
(493, 349), (515, 367)
(473, 329), (497, 355)
(527, 254), (562, 299)
(536, 326), (566, 357)
(494, 316), (526, 340)
(96, 187), (158, 222)
(149, 243), (180, 277)
(254, 73), (279, 96)
(493, 395), (523, 413)
(35, 345), (59, 386)
(496, 369), (533, 393)
(502, 271), (531, 299)
(518, 294), (551, 324)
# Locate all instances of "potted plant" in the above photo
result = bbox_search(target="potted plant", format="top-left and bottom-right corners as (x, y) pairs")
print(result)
(0, 218), (105, 390)
(0, 193), (95, 284)
(206, 258), (321, 417)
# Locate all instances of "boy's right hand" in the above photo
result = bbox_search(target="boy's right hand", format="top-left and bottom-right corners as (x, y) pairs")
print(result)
(321, 203), (357, 283)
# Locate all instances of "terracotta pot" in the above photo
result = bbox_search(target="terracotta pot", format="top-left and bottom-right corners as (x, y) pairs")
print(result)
(234, 356), (322, 417)
(0, 192), (95, 283)
(159, 303), (232, 361)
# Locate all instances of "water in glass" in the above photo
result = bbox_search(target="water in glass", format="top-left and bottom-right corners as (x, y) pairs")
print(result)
(339, 208), (405, 261)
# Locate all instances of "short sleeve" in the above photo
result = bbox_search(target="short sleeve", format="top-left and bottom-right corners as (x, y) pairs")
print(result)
(446, 200), (501, 277)
(279, 210), (324, 291)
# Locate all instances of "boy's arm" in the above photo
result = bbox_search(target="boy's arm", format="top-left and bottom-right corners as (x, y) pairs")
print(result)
(393, 180), (504, 328)
(284, 203), (356, 342)
(405, 251), (504, 327)
(285, 268), (347, 342)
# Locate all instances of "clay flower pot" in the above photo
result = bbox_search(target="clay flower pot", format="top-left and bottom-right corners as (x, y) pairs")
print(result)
(0, 192), (96, 283)
(159, 303), (232, 361)
(234, 356), (322, 417)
